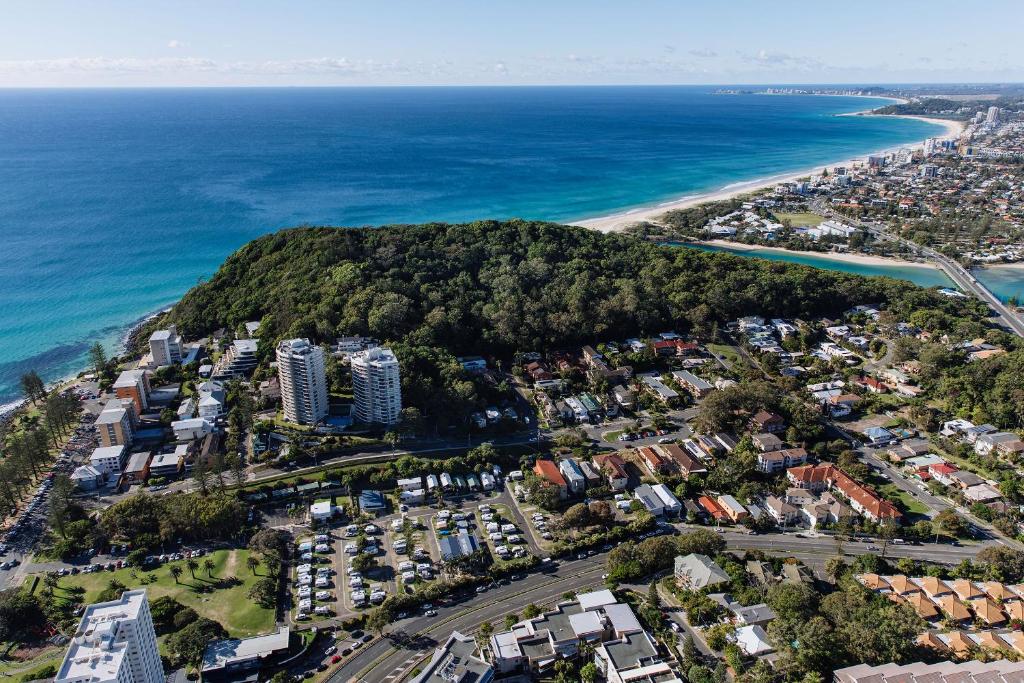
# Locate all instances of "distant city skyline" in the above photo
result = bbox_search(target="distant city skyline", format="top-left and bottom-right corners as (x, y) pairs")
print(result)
(1, 0), (1022, 87)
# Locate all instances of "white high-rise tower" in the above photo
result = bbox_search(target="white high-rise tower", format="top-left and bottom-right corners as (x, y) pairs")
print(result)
(276, 338), (330, 425)
(351, 347), (402, 425)
(56, 589), (163, 683)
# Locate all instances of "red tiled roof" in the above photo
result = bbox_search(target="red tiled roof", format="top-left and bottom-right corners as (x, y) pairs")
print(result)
(533, 460), (566, 487)
(594, 453), (627, 479)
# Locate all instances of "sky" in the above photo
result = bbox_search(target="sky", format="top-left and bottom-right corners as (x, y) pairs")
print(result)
(1, 0), (1022, 87)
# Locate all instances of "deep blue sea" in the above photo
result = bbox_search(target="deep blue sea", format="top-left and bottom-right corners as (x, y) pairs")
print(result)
(0, 86), (987, 405)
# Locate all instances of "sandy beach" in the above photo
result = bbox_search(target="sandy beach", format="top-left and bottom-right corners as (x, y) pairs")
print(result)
(575, 113), (966, 233)
(694, 239), (943, 270)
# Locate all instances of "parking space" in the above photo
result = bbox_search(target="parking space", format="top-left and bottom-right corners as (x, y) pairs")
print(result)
(293, 531), (337, 622)
(474, 502), (533, 563)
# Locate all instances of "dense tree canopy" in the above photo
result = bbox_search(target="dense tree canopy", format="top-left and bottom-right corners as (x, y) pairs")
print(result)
(169, 221), (973, 356)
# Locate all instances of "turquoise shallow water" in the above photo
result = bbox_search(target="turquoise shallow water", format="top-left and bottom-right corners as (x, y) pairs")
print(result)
(0, 86), (954, 404)
(972, 266), (1024, 304)
(680, 243), (957, 289)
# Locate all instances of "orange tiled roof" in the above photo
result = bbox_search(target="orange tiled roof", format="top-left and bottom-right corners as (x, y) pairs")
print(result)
(904, 591), (940, 619)
(968, 597), (1008, 625)
(1000, 630), (1024, 655)
(937, 595), (973, 621)
(916, 631), (949, 652)
(859, 573), (889, 591)
(975, 630), (1008, 652)
(944, 630), (976, 657)
(1003, 600), (1024, 622)
(886, 575), (914, 594)
(914, 576), (950, 598)
(950, 579), (983, 601)
(981, 581), (1011, 601)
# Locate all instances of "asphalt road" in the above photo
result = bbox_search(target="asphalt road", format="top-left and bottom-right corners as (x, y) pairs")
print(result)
(320, 526), (995, 683)
(326, 555), (609, 683)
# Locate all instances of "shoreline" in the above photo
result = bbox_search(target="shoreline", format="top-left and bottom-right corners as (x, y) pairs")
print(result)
(686, 239), (943, 270)
(574, 112), (966, 233)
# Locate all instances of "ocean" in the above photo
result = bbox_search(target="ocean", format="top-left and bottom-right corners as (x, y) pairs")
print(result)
(0, 86), (989, 405)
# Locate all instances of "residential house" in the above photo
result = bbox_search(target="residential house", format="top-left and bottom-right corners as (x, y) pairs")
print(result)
(764, 496), (798, 525)
(717, 494), (748, 522)
(674, 554), (730, 590)
(634, 484), (666, 516)
(654, 443), (708, 478)
(651, 483), (682, 516)
(593, 454), (629, 491)
(636, 446), (670, 476)
(558, 459), (586, 495)
(697, 496), (727, 522)
(751, 410), (786, 434)
(757, 447), (808, 474)
(534, 460), (568, 499)
(750, 433), (783, 452)
(672, 370), (713, 398)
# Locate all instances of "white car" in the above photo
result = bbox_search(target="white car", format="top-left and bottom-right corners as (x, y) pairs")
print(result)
(364, 524), (379, 535)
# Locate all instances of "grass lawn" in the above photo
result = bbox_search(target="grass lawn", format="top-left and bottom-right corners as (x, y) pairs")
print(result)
(51, 549), (274, 637)
(775, 211), (825, 227)
(877, 484), (930, 516)
(706, 344), (742, 369)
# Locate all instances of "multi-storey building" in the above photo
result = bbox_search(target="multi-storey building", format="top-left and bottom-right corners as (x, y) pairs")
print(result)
(112, 370), (150, 414)
(351, 347), (401, 425)
(148, 325), (183, 367)
(276, 339), (329, 425)
(56, 589), (163, 683)
(96, 401), (134, 448)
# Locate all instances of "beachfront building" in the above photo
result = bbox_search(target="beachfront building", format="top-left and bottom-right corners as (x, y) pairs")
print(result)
(96, 402), (134, 448)
(89, 445), (127, 479)
(55, 589), (163, 683)
(112, 369), (150, 414)
(148, 325), (183, 367)
(276, 338), (330, 425)
(351, 347), (402, 425)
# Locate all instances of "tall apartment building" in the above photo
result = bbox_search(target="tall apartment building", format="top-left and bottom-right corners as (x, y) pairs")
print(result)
(148, 325), (183, 366)
(56, 589), (163, 683)
(112, 370), (150, 414)
(276, 339), (329, 425)
(96, 401), (135, 448)
(351, 347), (402, 425)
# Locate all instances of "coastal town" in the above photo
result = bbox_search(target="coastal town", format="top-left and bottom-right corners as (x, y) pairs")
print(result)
(629, 98), (1024, 306)
(0, 185), (1022, 683)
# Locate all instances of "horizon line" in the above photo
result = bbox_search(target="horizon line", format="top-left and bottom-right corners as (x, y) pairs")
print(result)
(0, 80), (1021, 91)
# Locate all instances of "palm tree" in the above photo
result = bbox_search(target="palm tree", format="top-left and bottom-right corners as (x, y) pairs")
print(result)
(170, 565), (183, 584)
(203, 558), (216, 577)
(246, 556), (260, 575)
(186, 558), (199, 578)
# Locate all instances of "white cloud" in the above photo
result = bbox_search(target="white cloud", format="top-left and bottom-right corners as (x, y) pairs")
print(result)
(688, 48), (717, 58)
(167, 39), (187, 49)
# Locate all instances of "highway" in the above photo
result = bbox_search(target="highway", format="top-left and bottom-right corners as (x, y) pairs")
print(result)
(320, 529), (996, 683)
(326, 555), (609, 683)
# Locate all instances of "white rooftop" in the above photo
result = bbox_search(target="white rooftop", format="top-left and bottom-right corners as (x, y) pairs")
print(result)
(90, 445), (125, 461)
(57, 590), (148, 683)
(578, 589), (617, 611)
